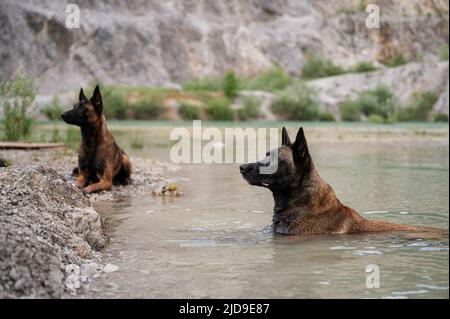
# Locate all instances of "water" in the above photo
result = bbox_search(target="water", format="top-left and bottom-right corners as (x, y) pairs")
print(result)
(88, 126), (449, 299)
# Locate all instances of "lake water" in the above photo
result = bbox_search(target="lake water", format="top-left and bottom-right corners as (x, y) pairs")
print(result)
(87, 124), (449, 299)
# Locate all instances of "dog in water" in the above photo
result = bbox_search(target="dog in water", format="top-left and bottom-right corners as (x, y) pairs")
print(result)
(240, 127), (432, 235)
(61, 85), (131, 194)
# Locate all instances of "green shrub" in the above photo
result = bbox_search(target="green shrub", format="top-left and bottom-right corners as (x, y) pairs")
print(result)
(432, 113), (449, 122)
(357, 85), (400, 121)
(45, 127), (80, 150)
(242, 68), (293, 91)
(65, 127), (80, 149)
(237, 96), (260, 120)
(440, 43), (449, 60)
(205, 99), (234, 121)
(398, 91), (438, 121)
(182, 76), (223, 91)
(102, 86), (128, 119)
(339, 85), (400, 123)
(271, 81), (320, 120)
(222, 71), (239, 99)
(353, 61), (378, 73)
(179, 103), (202, 120)
(301, 54), (347, 79)
(367, 114), (384, 124)
(385, 54), (408, 67)
(318, 111), (335, 122)
(133, 94), (165, 120)
(357, 0), (367, 11)
(0, 73), (36, 141)
(340, 100), (361, 121)
(131, 135), (144, 149)
(41, 96), (64, 121)
(84, 82), (129, 119)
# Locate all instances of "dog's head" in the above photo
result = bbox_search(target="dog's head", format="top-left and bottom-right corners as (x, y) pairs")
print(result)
(240, 127), (313, 190)
(61, 85), (103, 126)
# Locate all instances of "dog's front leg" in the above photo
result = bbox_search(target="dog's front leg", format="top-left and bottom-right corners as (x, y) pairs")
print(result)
(77, 172), (88, 189)
(82, 167), (113, 194)
(82, 178), (112, 194)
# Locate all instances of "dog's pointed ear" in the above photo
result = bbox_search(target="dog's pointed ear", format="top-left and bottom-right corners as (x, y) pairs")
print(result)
(79, 88), (87, 101)
(281, 127), (291, 146)
(90, 85), (103, 114)
(292, 127), (311, 166)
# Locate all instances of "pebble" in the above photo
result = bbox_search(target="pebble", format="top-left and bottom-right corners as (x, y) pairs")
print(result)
(103, 263), (120, 273)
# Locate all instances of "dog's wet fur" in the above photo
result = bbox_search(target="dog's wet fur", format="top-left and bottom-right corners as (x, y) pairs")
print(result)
(240, 127), (434, 235)
(61, 85), (131, 194)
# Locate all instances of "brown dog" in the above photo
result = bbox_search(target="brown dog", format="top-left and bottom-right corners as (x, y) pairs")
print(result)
(240, 127), (432, 235)
(61, 86), (131, 194)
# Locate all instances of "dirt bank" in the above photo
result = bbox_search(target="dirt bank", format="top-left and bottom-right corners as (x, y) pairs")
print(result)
(0, 150), (179, 298)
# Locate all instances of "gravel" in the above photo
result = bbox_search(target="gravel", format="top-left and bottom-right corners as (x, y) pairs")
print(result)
(0, 149), (179, 298)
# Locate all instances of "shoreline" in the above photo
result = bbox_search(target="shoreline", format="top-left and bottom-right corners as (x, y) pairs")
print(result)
(0, 150), (180, 298)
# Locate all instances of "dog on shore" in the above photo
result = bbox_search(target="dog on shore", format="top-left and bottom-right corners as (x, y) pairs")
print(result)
(240, 127), (430, 235)
(61, 85), (131, 194)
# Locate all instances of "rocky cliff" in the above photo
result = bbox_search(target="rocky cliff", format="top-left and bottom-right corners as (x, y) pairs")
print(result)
(1, 0), (448, 95)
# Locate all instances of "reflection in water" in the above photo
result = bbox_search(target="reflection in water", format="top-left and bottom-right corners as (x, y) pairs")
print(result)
(88, 136), (448, 299)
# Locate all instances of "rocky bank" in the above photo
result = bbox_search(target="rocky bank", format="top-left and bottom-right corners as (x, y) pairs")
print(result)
(1, 0), (448, 94)
(0, 150), (180, 298)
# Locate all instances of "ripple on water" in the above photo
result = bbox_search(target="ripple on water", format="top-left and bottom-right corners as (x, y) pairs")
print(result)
(167, 239), (217, 247)
(362, 211), (388, 215)
(352, 250), (384, 256)
(391, 290), (429, 296)
(416, 284), (449, 290)
(329, 246), (356, 250)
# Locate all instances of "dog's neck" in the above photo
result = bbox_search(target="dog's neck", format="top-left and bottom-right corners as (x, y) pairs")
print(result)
(272, 167), (339, 218)
(80, 116), (106, 148)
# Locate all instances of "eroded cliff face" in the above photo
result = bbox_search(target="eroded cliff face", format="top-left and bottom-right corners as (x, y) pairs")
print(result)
(0, 0), (448, 94)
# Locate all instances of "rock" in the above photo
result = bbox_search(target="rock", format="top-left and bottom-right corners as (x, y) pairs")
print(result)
(65, 264), (81, 294)
(0, 0), (447, 95)
(103, 264), (119, 273)
(308, 61), (450, 118)
(80, 261), (100, 283)
(0, 166), (107, 298)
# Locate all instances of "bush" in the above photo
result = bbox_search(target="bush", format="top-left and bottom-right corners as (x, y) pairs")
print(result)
(237, 96), (260, 120)
(102, 86), (128, 119)
(205, 99), (234, 121)
(398, 91), (438, 121)
(0, 73), (36, 141)
(41, 96), (64, 120)
(84, 83), (129, 119)
(357, 0), (367, 11)
(353, 61), (378, 73)
(358, 85), (399, 121)
(301, 54), (347, 79)
(384, 54), (408, 67)
(367, 114), (384, 124)
(179, 103), (202, 120)
(242, 68), (293, 91)
(271, 81), (320, 120)
(133, 94), (165, 120)
(182, 76), (222, 91)
(440, 43), (449, 61)
(340, 100), (361, 121)
(318, 111), (335, 122)
(222, 71), (239, 99)
(432, 113), (449, 122)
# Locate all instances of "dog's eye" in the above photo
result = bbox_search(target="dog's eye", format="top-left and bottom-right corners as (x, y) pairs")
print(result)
(266, 152), (270, 157)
